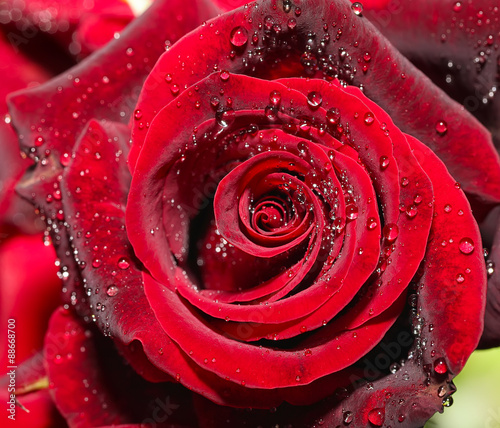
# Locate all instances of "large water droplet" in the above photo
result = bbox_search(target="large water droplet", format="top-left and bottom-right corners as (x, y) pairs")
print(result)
(307, 91), (323, 109)
(351, 2), (363, 16)
(367, 217), (378, 230)
(230, 26), (248, 47)
(383, 223), (399, 242)
(458, 237), (474, 255)
(434, 358), (448, 374)
(326, 107), (341, 125)
(367, 408), (385, 426)
(269, 90), (282, 107)
(435, 120), (448, 136)
(117, 257), (130, 269)
(216, 109), (235, 127)
(346, 204), (359, 220)
(106, 285), (119, 297)
(343, 411), (353, 424)
(364, 111), (374, 125)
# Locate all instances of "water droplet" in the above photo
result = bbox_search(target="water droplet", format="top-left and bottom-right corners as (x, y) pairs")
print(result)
(444, 204), (452, 213)
(60, 152), (71, 166)
(453, 1), (462, 12)
(434, 358), (448, 374)
(435, 120), (448, 136)
(92, 258), (102, 268)
(343, 411), (353, 424)
(405, 205), (418, 218)
(379, 156), (390, 169)
(458, 237), (474, 255)
(304, 349), (312, 356)
(269, 90), (282, 107)
(265, 106), (278, 121)
(134, 109), (143, 120)
(216, 109), (235, 127)
(437, 385), (447, 397)
(364, 112), (374, 125)
(456, 273), (465, 283)
(401, 177), (409, 187)
(442, 396), (453, 407)
(368, 408), (385, 426)
(220, 70), (230, 81)
(117, 257), (130, 269)
(351, 2), (363, 16)
(346, 204), (359, 220)
(367, 217), (378, 230)
(326, 107), (341, 125)
(230, 26), (248, 47)
(307, 91), (323, 109)
(287, 18), (297, 30)
(106, 285), (118, 297)
(171, 84), (180, 96)
(383, 223), (399, 242)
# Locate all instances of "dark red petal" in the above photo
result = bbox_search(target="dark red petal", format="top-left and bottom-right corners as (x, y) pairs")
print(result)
(192, 358), (447, 428)
(408, 135), (486, 373)
(479, 206), (500, 348)
(7, 0), (218, 161)
(130, 0), (500, 202)
(360, 0), (500, 149)
(44, 307), (198, 428)
(0, 31), (50, 231)
(143, 272), (402, 390)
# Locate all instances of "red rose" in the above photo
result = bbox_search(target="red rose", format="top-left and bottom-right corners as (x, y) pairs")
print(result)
(6, 0), (500, 427)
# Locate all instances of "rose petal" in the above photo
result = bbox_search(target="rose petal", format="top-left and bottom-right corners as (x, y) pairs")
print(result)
(130, 0), (500, 202)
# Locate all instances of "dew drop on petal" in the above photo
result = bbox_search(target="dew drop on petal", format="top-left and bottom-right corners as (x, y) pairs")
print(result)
(435, 120), (448, 136)
(364, 111), (374, 125)
(307, 91), (323, 109)
(351, 2), (363, 16)
(269, 90), (282, 107)
(170, 84), (180, 96)
(453, 1), (462, 12)
(343, 411), (353, 424)
(405, 205), (418, 219)
(383, 223), (399, 242)
(434, 358), (448, 374)
(346, 204), (359, 220)
(458, 237), (474, 255)
(117, 257), (130, 269)
(229, 26), (248, 47)
(326, 107), (341, 125)
(106, 285), (119, 297)
(367, 217), (378, 230)
(379, 155), (390, 169)
(60, 152), (71, 166)
(220, 70), (230, 81)
(443, 396), (454, 407)
(437, 385), (447, 397)
(456, 273), (465, 283)
(367, 408), (385, 426)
